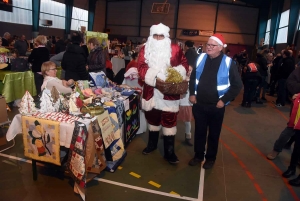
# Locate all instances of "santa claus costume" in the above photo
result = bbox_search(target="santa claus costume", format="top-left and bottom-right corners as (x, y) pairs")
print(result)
(137, 23), (189, 164)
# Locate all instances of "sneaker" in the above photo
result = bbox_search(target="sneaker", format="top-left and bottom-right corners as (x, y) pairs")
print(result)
(203, 160), (215, 169)
(275, 104), (282, 107)
(188, 157), (203, 166)
(266, 150), (279, 160)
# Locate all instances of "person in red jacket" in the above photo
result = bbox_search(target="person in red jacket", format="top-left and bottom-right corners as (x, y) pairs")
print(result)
(137, 23), (189, 164)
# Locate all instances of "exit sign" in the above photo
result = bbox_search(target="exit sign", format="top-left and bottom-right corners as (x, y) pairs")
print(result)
(0, 0), (12, 12)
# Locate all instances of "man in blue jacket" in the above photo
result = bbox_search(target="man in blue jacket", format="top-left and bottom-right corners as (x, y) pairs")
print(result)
(189, 34), (243, 169)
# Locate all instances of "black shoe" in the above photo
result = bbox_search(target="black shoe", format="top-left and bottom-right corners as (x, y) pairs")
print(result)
(256, 100), (263, 104)
(241, 102), (247, 107)
(142, 146), (157, 155)
(246, 103), (251, 108)
(289, 175), (300, 186)
(261, 97), (267, 101)
(203, 160), (215, 169)
(188, 157), (203, 166)
(282, 169), (296, 178)
(184, 138), (193, 146)
(267, 93), (274, 96)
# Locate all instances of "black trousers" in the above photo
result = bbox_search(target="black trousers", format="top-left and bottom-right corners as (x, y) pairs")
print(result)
(242, 79), (259, 104)
(289, 130), (300, 171)
(34, 72), (44, 95)
(192, 103), (225, 161)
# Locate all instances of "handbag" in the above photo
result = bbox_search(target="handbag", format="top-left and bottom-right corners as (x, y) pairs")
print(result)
(155, 78), (189, 95)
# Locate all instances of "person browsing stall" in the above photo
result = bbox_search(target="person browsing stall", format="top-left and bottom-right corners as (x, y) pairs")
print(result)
(86, 37), (106, 73)
(189, 34), (243, 169)
(41, 61), (74, 94)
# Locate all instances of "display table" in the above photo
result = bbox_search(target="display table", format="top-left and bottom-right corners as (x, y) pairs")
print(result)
(6, 113), (107, 201)
(0, 68), (62, 103)
(0, 71), (36, 103)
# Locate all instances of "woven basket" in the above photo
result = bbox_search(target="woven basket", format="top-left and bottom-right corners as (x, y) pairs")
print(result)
(156, 79), (188, 95)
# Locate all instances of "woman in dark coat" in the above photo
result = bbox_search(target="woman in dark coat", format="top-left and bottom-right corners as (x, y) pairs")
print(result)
(28, 35), (49, 95)
(61, 34), (89, 81)
(86, 37), (106, 74)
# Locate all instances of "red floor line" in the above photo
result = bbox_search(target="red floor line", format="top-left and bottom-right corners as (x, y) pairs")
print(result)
(267, 102), (289, 121)
(220, 139), (267, 201)
(222, 124), (300, 201)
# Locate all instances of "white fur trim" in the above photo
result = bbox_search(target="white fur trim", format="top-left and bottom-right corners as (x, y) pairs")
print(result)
(145, 68), (160, 87)
(150, 23), (170, 37)
(210, 36), (223, 46)
(142, 88), (180, 112)
(173, 65), (187, 80)
(162, 126), (176, 136)
(148, 124), (161, 131)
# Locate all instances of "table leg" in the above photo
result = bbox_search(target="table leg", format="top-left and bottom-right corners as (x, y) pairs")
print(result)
(32, 159), (37, 181)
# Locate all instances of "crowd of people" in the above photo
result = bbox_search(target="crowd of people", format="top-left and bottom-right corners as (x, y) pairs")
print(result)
(1, 24), (300, 185)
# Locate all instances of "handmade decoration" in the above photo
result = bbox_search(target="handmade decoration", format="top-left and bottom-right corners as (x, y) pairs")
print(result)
(0, 47), (9, 69)
(19, 91), (37, 115)
(165, 67), (183, 83)
(22, 116), (60, 165)
(39, 89), (56, 113)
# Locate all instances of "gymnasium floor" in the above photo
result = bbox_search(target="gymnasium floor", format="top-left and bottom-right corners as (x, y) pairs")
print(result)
(1, 92), (300, 201)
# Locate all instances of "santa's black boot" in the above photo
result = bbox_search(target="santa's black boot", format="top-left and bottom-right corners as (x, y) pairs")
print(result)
(142, 131), (159, 155)
(163, 135), (179, 164)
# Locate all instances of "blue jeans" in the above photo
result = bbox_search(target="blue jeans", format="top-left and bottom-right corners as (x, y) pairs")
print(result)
(256, 75), (267, 99)
(273, 127), (294, 152)
(242, 79), (258, 104)
(276, 79), (287, 105)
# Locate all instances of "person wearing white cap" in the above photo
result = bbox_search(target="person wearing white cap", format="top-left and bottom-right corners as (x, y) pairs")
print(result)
(137, 23), (189, 164)
(188, 33), (243, 169)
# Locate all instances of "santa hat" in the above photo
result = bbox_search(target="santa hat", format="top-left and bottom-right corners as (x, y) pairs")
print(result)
(209, 33), (227, 48)
(150, 23), (170, 38)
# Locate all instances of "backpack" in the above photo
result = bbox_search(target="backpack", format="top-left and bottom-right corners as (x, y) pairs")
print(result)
(247, 63), (258, 73)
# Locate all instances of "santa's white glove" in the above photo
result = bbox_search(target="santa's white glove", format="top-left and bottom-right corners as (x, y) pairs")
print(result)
(157, 72), (167, 81)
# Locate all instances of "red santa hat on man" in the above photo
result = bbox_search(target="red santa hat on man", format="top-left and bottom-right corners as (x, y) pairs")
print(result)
(150, 23), (170, 38)
(209, 33), (227, 48)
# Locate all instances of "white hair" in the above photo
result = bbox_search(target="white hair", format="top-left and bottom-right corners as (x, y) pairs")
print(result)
(144, 36), (172, 74)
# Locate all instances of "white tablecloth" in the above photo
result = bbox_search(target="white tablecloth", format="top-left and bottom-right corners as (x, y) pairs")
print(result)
(6, 114), (91, 148)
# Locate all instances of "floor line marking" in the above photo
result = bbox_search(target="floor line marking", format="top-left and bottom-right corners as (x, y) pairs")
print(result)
(267, 102), (289, 121)
(0, 153), (197, 201)
(129, 172), (141, 178)
(95, 178), (196, 201)
(148, 180), (161, 188)
(170, 191), (180, 196)
(222, 124), (300, 201)
(197, 162), (205, 201)
(220, 139), (268, 201)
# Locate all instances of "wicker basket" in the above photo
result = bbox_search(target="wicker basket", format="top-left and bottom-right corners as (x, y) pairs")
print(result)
(156, 79), (188, 95)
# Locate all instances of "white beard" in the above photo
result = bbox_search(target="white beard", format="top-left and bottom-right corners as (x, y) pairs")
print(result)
(144, 36), (172, 80)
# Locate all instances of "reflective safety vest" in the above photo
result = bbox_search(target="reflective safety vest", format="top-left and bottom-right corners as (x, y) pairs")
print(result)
(195, 53), (231, 104)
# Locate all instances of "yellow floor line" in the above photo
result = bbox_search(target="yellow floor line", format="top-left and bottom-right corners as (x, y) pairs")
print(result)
(170, 191), (180, 196)
(117, 166), (123, 170)
(129, 172), (141, 178)
(148, 181), (161, 188)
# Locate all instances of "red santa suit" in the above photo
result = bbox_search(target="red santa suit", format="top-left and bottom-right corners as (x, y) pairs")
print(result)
(138, 44), (189, 135)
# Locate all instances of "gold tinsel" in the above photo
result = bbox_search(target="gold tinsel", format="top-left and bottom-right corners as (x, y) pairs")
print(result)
(165, 67), (183, 83)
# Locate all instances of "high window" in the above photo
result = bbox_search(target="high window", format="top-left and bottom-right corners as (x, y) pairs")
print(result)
(71, 7), (88, 31)
(0, 0), (32, 25)
(40, 0), (65, 29)
(276, 9), (289, 44)
(264, 19), (271, 45)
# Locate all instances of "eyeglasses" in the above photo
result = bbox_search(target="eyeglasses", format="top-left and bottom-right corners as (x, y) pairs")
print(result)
(206, 43), (219, 48)
(49, 68), (57, 71)
(153, 34), (165, 39)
